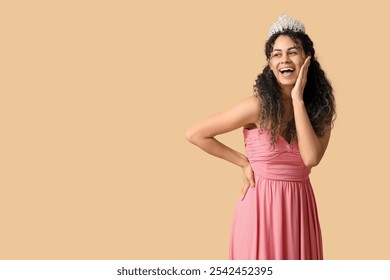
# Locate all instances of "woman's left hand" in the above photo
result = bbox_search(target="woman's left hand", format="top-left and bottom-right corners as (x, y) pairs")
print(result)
(291, 56), (311, 102)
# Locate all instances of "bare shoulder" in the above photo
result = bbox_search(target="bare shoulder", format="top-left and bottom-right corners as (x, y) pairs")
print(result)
(186, 95), (261, 138)
(242, 94), (260, 105)
(238, 95), (260, 114)
(228, 95), (260, 124)
(239, 95), (261, 129)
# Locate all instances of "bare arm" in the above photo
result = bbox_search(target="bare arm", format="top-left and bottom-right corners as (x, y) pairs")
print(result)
(293, 100), (331, 167)
(185, 95), (259, 166)
(185, 95), (260, 198)
(292, 56), (331, 167)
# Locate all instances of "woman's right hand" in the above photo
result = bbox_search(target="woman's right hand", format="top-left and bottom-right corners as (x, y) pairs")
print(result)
(241, 161), (255, 200)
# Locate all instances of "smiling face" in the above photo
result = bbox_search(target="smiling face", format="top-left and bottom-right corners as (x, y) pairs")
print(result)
(268, 35), (307, 91)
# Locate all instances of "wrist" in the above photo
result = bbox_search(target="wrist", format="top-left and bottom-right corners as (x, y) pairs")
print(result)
(241, 159), (251, 169)
(292, 99), (305, 106)
(237, 156), (250, 168)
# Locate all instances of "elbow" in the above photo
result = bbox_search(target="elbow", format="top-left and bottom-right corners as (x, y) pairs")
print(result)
(185, 126), (212, 145)
(185, 127), (199, 144)
(302, 156), (321, 168)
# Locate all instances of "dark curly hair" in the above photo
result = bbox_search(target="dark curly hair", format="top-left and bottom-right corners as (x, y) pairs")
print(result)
(254, 30), (336, 144)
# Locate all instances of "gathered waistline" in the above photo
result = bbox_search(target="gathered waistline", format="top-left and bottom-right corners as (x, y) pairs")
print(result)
(254, 174), (310, 183)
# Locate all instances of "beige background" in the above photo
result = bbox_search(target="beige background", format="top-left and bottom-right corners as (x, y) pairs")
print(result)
(1, 0), (389, 259)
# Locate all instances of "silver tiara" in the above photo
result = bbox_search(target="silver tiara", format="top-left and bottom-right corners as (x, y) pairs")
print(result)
(268, 15), (305, 38)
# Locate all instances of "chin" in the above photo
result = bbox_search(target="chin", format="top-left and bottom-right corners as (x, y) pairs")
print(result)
(278, 80), (296, 87)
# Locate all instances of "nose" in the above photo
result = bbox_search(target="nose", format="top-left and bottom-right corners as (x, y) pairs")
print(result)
(280, 52), (291, 64)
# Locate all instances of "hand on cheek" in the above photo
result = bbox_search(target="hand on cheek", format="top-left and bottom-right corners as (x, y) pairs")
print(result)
(291, 56), (311, 101)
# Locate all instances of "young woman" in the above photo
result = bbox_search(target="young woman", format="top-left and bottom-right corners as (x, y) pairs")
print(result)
(186, 15), (335, 260)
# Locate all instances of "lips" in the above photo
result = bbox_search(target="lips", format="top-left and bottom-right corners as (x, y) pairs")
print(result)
(279, 67), (295, 77)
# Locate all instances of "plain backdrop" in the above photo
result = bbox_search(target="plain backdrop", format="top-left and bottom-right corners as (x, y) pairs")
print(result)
(1, 0), (389, 259)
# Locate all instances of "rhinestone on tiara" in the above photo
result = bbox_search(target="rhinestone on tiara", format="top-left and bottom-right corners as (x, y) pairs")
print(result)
(268, 15), (305, 38)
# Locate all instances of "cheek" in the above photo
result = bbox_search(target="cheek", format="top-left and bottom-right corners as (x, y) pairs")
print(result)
(293, 59), (304, 71)
(299, 55), (306, 65)
(269, 63), (277, 73)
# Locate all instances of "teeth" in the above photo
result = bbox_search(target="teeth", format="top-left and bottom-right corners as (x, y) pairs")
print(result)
(280, 68), (294, 74)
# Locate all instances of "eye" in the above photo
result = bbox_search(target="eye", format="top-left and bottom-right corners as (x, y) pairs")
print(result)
(288, 51), (298, 55)
(272, 53), (281, 57)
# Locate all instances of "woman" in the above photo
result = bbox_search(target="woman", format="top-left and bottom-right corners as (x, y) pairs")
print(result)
(185, 15), (335, 260)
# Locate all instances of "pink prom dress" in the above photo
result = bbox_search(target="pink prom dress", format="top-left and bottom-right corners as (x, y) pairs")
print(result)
(229, 128), (323, 260)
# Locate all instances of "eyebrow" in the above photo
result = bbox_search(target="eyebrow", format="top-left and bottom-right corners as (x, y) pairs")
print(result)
(272, 46), (300, 52)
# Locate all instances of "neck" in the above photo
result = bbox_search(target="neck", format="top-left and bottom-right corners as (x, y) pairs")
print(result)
(280, 86), (293, 100)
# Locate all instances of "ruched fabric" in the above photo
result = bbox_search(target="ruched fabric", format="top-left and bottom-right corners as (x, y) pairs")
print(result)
(229, 128), (323, 260)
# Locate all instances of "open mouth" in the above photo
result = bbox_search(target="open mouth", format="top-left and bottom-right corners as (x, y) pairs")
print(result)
(279, 67), (295, 75)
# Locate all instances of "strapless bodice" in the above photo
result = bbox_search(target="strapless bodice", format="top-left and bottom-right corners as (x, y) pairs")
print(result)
(243, 128), (310, 181)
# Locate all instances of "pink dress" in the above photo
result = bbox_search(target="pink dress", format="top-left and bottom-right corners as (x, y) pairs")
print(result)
(229, 128), (323, 260)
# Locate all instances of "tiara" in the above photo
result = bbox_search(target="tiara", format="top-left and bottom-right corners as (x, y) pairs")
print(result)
(268, 14), (305, 38)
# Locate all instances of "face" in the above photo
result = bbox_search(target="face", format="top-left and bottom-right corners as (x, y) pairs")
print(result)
(268, 35), (307, 89)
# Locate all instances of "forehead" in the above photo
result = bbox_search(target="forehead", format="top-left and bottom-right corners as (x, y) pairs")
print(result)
(272, 35), (300, 50)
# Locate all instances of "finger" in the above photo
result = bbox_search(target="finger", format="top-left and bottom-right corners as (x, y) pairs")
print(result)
(300, 56), (310, 72)
(297, 60), (306, 79)
(247, 174), (255, 188)
(303, 56), (311, 71)
(241, 185), (250, 200)
(297, 56), (310, 84)
(302, 57), (311, 83)
(302, 57), (310, 73)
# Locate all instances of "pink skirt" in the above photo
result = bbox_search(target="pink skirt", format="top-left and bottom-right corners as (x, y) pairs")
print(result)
(229, 176), (323, 260)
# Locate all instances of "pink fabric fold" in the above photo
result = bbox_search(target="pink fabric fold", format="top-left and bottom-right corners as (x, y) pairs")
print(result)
(229, 128), (323, 260)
